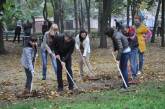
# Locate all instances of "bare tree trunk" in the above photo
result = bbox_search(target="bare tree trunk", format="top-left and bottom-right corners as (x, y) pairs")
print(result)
(161, 0), (165, 47)
(43, 0), (48, 21)
(80, 0), (85, 30)
(99, 0), (107, 48)
(31, 16), (36, 35)
(78, 0), (85, 30)
(127, 0), (130, 27)
(0, 0), (6, 54)
(50, 0), (60, 26)
(107, 0), (112, 27)
(0, 26), (5, 54)
(99, 0), (112, 48)
(85, 0), (91, 33)
(98, 0), (103, 34)
(151, 0), (161, 43)
(131, 0), (136, 25)
(74, 0), (78, 33)
(59, 0), (64, 32)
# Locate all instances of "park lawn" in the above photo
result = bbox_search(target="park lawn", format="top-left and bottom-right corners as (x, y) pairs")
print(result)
(2, 81), (165, 109)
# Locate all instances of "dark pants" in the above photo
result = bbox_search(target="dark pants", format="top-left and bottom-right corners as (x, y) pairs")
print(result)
(13, 32), (21, 43)
(138, 51), (144, 72)
(157, 27), (161, 37)
(56, 57), (74, 90)
(24, 68), (33, 92)
(120, 52), (130, 88)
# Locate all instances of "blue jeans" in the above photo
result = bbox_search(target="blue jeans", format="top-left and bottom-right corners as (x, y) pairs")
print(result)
(129, 48), (138, 78)
(41, 48), (57, 79)
(138, 50), (144, 72)
(120, 52), (130, 88)
(24, 68), (33, 92)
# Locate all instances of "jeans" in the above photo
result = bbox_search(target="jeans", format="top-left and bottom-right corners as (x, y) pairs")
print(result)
(120, 52), (130, 88)
(41, 48), (57, 79)
(129, 48), (138, 78)
(138, 50), (144, 72)
(24, 68), (33, 92)
(56, 57), (74, 90)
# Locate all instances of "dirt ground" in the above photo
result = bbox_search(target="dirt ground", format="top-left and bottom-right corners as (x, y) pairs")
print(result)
(0, 38), (165, 104)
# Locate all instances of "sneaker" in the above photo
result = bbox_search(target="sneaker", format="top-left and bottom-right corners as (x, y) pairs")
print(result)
(119, 88), (128, 92)
(69, 87), (74, 91)
(137, 71), (142, 75)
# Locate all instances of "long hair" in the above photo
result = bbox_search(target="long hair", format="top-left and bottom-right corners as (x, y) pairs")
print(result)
(27, 37), (37, 47)
(48, 23), (59, 35)
(48, 23), (59, 39)
(79, 29), (87, 42)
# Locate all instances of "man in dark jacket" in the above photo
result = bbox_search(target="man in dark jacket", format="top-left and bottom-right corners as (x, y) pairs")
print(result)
(53, 32), (75, 91)
(105, 28), (131, 89)
(23, 20), (32, 36)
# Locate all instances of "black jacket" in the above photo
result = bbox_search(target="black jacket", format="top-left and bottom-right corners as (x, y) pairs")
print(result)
(53, 36), (75, 62)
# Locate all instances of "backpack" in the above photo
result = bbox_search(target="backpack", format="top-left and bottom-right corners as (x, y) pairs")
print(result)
(145, 29), (152, 42)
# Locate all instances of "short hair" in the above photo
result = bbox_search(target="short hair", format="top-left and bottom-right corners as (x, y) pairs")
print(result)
(105, 28), (115, 38)
(64, 32), (74, 39)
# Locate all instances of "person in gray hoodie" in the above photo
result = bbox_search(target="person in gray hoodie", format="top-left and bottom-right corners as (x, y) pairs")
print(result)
(105, 28), (131, 89)
(21, 37), (37, 94)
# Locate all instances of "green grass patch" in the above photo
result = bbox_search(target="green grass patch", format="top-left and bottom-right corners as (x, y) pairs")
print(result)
(2, 81), (165, 109)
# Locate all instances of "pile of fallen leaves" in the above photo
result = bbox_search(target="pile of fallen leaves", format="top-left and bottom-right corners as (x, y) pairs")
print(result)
(0, 41), (165, 102)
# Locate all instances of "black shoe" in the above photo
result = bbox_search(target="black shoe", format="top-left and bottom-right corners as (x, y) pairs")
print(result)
(57, 88), (63, 92)
(69, 87), (74, 90)
(42, 78), (46, 80)
(42, 76), (46, 80)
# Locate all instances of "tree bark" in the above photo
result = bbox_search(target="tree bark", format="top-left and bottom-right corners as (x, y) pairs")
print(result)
(99, 0), (112, 48)
(50, 0), (60, 26)
(151, 0), (161, 43)
(85, 0), (91, 33)
(0, 26), (5, 54)
(127, 0), (130, 27)
(107, 0), (112, 27)
(80, 0), (85, 30)
(98, 0), (103, 34)
(74, 0), (78, 33)
(161, 0), (165, 47)
(78, 0), (85, 30)
(31, 16), (36, 35)
(0, 0), (6, 54)
(43, 0), (48, 21)
(59, 0), (64, 32)
(131, 0), (136, 25)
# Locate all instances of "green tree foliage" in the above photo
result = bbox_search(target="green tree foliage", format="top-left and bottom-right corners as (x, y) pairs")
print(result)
(2, 1), (23, 30)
